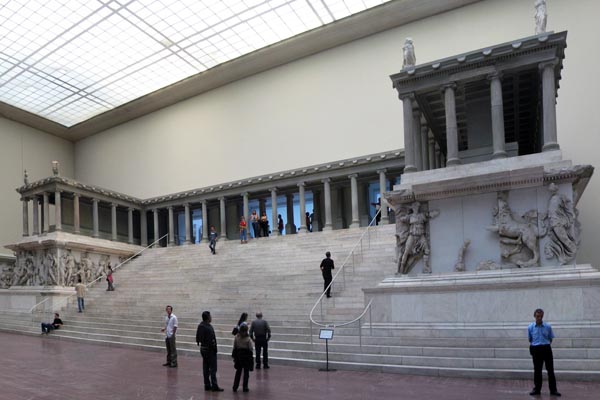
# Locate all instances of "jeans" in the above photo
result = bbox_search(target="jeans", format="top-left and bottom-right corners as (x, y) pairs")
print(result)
(209, 240), (216, 254)
(41, 323), (54, 333)
(202, 351), (219, 388)
(240, 229), (247, 242)
(165, 336), (177, 366)
(77, 297), (85, 312)
(255, 336), (269, 367)
(252, 222), (260, 238)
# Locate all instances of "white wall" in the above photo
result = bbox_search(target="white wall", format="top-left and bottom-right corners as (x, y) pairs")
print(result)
(0, 117), (74, 255)
(74, 0), (600, 263)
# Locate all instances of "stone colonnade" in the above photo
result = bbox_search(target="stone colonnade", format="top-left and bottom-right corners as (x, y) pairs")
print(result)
(400, 61), (559, 171)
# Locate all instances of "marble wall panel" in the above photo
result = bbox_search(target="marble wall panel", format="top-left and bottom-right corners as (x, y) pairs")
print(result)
(429, 197), (463, 274)
(461, 192), (499, 271)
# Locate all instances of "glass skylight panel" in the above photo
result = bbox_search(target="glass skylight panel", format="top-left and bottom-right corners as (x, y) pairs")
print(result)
(0, 0), (389, 126)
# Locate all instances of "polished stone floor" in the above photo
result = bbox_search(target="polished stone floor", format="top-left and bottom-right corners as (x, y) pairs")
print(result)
(1, 331), (598, 399)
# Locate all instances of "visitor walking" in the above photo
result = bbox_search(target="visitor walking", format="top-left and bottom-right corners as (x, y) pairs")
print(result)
(320, 251), (335, 298)
(250, 312), (271, 369)
(209, 226), (218, 255)
(232, 323), (254, 392)
(260, 212), (269, 237)
(106, 264), (114, 291)
(277, 214), (284, 235)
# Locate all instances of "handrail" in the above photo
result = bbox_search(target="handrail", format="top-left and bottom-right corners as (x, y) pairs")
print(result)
(309, 209), (381, 343)
(29, 233), (169, 314)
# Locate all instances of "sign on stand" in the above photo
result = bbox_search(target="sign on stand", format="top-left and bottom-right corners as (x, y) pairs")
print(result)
(319, 328), (336, 372)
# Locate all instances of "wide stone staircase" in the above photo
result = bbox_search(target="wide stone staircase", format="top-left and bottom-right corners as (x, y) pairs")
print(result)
(1, 224), (600, 380)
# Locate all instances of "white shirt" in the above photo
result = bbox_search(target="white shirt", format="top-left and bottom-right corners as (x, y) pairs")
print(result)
(165, 314), (178, 338)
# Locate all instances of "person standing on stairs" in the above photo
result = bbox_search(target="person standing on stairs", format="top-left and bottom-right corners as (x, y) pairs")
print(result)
(161, 305), (178, 368)
(320, 251), (335, 298)
(106, 264), (114, 291)
(75, 276), (86, 312)
(209, 226), (218, 255)
(232, 312), (248, 336)
(197, 311), (224, 392)
(239, 216), (248, 244)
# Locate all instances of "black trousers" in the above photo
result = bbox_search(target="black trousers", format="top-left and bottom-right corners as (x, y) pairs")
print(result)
(233, 367), (250, 390)
(255, 336), (269, 367)
(165, 336), (177, 366)
(323, 276), (332, 297)
(202, 351), (219, 389)
(531, 344), (557, 393)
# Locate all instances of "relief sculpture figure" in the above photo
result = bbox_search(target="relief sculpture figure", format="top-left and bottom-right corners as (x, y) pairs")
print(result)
(395, 201), (438, 274)
(63, 250), (76, 286)
(544, 183), (579, 264)
(45, 250), (59, 286)
(488, 192), (544, 268)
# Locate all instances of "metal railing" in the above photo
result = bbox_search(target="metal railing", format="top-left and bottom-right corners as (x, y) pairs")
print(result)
(29, 233), (169, 317)
(308, 209), (381, 346)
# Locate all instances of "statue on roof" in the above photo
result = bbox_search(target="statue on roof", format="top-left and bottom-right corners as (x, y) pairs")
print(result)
(534, 0), (547, 35)
(23, 169), (29, 185)
(402, 38), (416, 69)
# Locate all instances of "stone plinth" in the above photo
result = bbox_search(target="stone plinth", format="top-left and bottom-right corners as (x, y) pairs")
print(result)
(364, 264), (600, 324)
(0, 286), (74, 313)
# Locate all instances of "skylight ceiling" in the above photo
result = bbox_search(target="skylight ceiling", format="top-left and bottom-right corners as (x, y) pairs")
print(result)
(0, 0), (390, 127)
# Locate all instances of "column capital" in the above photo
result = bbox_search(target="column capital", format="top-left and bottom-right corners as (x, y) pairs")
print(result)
(539, 59), (558, 70)
(21, 196), (29, 202)
(128, 207), (135, 212)
(269, 187), (277, 193)
(111, 202), (118, 208)
(376, 169), (387, 174)
(348, 173), (358, 179)
(487, 70), (503, 81)
(152, 208), (158, 213)
(183, 202), (190, 207)
(398, 92), (415, 101)
(201, 199), (207, 205)
(92, 198), (99, 204)
(297, 181), (305, 188)
(73, 193), (80, 198)
(321, 177), (331, 184)
(241, 192), (249, 197)
(441, 82), (457, 93)
(54, 189), (63, 194)
(167, 206), (173, 211)
(218, 196), (225, 201)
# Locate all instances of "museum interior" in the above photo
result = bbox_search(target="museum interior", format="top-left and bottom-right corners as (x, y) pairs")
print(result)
(1, 0), (600, 398)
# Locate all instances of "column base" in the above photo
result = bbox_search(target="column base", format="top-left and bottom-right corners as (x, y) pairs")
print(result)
(184, 240), (192, 245)
(322, 225), (333, 231)
(446, 158), (461, 166)
(380, 217), (389, 224)
(349, 222), (360, 229)
(543, 142), (560, 152)
(492, 151), (507, 159)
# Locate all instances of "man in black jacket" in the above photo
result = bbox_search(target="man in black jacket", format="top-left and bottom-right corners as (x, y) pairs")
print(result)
(320, 251), (335, 298)
(196, 311), (224, 392)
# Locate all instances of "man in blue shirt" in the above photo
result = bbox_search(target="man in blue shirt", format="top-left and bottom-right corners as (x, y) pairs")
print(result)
(528, 308), (560, 396)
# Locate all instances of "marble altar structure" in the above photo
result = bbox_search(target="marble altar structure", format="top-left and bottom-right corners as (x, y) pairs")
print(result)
(365, 30), (600, 325)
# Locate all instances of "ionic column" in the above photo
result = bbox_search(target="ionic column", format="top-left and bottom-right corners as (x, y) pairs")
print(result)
(32, 196), (39, 235)
(400, 94), (417, 173)
(349, 174), (360, 228)
(428, 136), (436, 170)
(140, 209), (148, 246)
(127, 208), (134, 244)
(377, 169), (389, 224)
(111, 203), (117, 241)
(219, 197), (227, 240)
(270, 188), (279, 236)
(242, 192), (249, 222)
(435, 144), (441, 169)
(73, 194), (80, 234)
(152, 208), (159, 246)
(90, 198), (99, 238)
(413, 109), (423, 171)
(298, 182), (307, 233)
(443, 83), (461, 165)
(421, 125), (430, 170)
(489, 72), (507, 159)
(22, 198), (29, 237)
(184, 203), (191, 244)
(54, 190), (62, 231)
(322, 178), (333, 231)
(43, 192), (49, 234)
(201, 200), (208, 241)
(540, 61), (559, 151)
(168, 206), (175, 246)
(286, 193), (295, 234)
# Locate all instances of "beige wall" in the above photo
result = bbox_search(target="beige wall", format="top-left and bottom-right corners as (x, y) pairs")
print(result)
(0, 117), (74, 255)
(70, 0), (598, 264)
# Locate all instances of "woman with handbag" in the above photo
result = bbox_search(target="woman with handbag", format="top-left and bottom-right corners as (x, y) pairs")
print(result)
(232, 323), (254, 392)
(231, 312), (248, 336)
